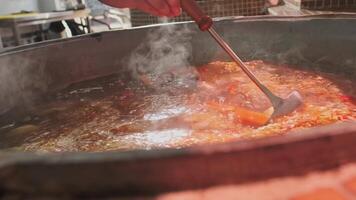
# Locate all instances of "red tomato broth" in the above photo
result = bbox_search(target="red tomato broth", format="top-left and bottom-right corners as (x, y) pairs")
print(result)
(1, 60), (355, 153)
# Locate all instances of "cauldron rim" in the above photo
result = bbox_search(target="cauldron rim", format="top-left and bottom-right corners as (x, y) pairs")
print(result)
(2, 13), (356, 56)
(1, 14), (356, 196)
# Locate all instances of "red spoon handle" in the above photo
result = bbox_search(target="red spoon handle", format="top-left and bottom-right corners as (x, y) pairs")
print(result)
(181, 0), (213, 31)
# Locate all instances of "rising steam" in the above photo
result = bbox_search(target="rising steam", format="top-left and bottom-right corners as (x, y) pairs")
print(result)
(0, 54), (49, 115)
(126, 18), (198, 91)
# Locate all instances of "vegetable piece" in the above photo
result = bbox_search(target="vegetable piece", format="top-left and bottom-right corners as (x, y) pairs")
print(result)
(206, 101), (269, 127)
(226, 83), (237, 95)
(339, 95), (356, 104)
(234, 107), (269, 127)
(139, 75), (153, 86)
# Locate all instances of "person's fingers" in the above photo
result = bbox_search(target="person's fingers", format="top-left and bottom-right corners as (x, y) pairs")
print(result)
(146, 0), (173, 16)
(166, 0), (181, 16)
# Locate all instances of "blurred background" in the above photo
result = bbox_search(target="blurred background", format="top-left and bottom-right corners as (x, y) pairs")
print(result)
(0, 0), (355, 49)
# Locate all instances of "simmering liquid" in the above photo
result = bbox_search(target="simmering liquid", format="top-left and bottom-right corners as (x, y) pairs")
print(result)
(1, 61), (355, 152)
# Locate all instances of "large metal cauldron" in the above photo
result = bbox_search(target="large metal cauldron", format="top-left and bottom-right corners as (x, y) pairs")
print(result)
(0, 14), (355, 198)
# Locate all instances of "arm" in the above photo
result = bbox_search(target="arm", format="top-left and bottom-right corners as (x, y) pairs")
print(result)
(99, 0), (181, 17)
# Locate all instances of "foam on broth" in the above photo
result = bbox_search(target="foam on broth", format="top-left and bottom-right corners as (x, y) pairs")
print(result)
(0, 61), (355, 152)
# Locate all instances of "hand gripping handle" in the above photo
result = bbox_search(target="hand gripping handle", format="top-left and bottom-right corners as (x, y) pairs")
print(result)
(181, 0), (213, 31)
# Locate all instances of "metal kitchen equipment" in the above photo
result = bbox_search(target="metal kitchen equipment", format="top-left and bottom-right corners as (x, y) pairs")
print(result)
(0, 14), (355, 198)
(0, 9), (90, 47)
(181, 0), (303, 119)
(38, 0), (86, 12)
(130, 0), (267, 27)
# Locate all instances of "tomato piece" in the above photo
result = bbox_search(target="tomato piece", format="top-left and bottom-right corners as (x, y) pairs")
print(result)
(338, 115), (349, 120)
(339, 95), (351, 102)
(119, 89), (135, 101)
(234, 107), (269, 127)
(227, 84), (237, 95)
(206, 101), (269, 127)
(139, 75), (153, 86)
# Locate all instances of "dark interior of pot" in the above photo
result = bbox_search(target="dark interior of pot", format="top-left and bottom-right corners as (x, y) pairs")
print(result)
(0, 15), (355, 197)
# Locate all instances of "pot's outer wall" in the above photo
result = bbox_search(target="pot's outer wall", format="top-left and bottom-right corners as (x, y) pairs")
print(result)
(0, 121), (355, 197)
(0, 15), (356, 197)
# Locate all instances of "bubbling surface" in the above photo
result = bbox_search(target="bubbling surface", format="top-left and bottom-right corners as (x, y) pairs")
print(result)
(1, 61), (355, 152)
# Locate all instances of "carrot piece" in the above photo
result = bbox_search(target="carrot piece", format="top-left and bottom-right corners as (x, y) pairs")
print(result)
(234, 107), (269, 127)
(206, 101), (269, 127)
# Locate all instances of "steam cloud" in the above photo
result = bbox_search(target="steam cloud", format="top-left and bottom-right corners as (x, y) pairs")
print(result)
(126, 18), (198, 91)
(0, 54), (49, 115)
